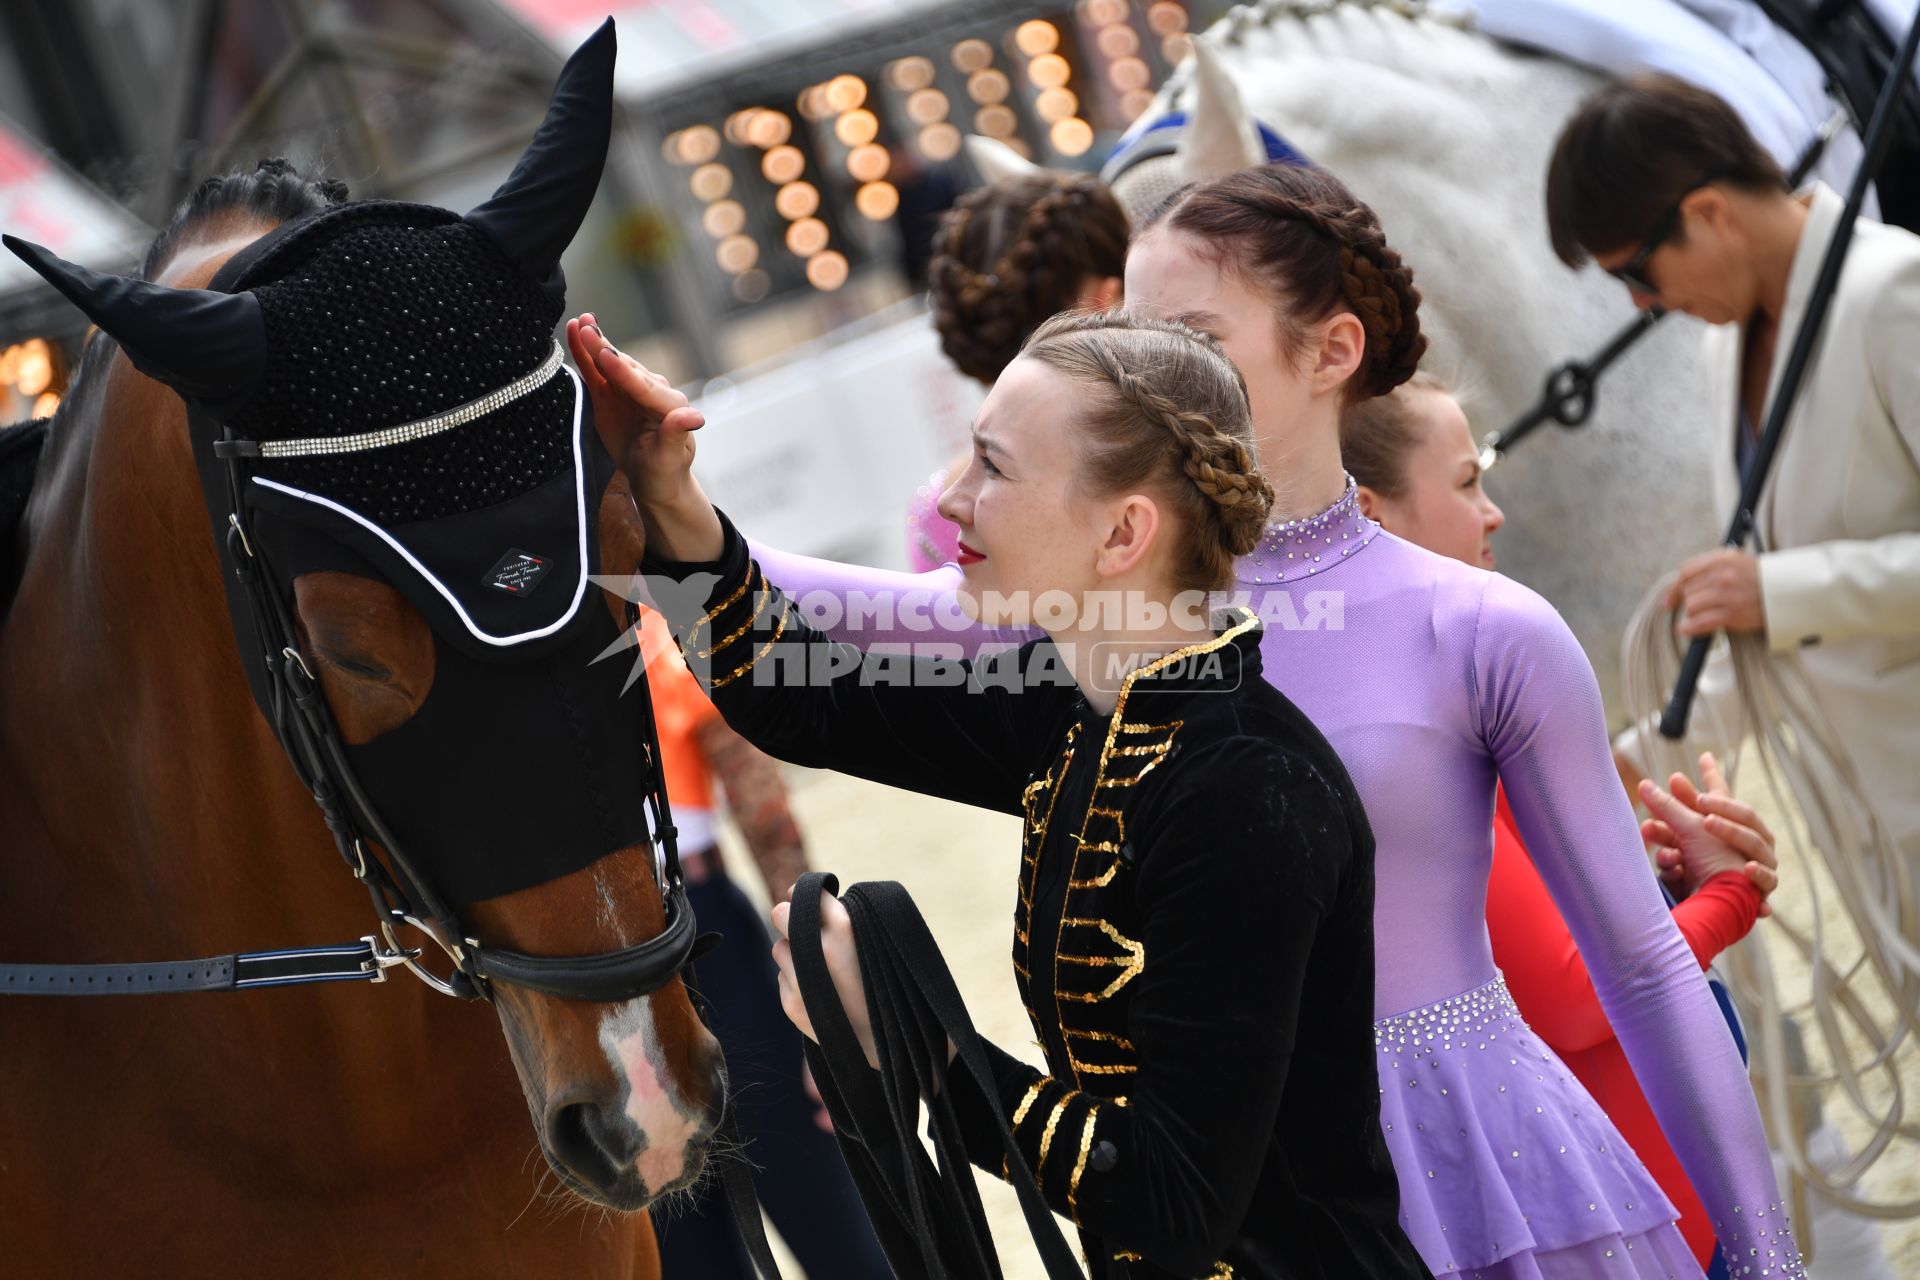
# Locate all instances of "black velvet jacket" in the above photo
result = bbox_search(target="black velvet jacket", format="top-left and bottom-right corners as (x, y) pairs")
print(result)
(648, 515), (1429, 1280)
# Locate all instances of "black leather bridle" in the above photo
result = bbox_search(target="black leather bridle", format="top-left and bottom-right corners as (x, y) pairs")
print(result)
(0, 397), (709, 1007)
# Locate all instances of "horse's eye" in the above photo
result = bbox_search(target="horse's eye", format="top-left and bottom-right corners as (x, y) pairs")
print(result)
(322, 652), (393, 682)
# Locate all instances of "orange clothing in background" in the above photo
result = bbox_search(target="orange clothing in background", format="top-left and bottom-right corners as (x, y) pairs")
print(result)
(1487, 786), (1762, 1268)
(640, 607), (722, 840)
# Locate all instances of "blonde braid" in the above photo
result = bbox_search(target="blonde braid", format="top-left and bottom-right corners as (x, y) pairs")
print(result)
(1108, 363), (1275, 555)
(1021, 309), (1274, 591)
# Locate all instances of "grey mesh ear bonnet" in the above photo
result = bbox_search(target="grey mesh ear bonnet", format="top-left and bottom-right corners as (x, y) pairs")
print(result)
(4, 21), (664, 907)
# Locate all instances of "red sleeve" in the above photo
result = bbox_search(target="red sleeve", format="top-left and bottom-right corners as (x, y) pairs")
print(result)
(1486, 787), (1615, 1054)
(1671, 872), (1763, 967)
(1487, 787), (1765, 1057)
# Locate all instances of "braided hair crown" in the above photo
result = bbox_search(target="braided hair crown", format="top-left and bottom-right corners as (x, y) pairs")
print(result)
(928, 172), (1131, 386)
(1152, 164), (1426, 400)
(1021, 309), (1274, 593)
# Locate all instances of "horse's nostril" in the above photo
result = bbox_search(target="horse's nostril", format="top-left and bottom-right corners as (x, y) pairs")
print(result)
(547, 1101), (631, 1192)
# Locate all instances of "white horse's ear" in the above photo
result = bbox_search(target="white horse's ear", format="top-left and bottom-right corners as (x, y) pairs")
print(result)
(1179, 35), (1265, 184)
(966, 135), (1044, 184)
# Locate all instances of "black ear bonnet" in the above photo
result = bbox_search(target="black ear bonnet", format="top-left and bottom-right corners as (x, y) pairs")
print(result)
(7, 20), (665, 908)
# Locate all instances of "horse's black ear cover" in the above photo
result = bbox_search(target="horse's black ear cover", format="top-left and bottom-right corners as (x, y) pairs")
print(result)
(1, 234), (266, 419)
(462, 17), (615, 291)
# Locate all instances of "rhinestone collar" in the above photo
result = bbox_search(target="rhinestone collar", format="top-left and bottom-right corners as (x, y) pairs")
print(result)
(1238, 474), (1380, 586)
(256, 340), (566, 459)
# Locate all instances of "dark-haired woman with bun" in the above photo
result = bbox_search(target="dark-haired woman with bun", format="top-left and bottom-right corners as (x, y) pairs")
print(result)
(601, 162), (1806, 1278)
(1119, 164), (1800, 1279)
(907, 168), (1131, 569)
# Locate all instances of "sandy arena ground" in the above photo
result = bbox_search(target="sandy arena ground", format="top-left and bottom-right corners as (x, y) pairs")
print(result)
(715, 760), (1920, 1279)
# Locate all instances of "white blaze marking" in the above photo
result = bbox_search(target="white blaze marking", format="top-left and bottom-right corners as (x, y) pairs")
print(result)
(598, 997), (701, 1193)
(593, 870), (629, 945)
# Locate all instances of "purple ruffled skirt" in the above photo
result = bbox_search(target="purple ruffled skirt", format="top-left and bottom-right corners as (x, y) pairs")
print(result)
(1375, 975), (1705, 1278)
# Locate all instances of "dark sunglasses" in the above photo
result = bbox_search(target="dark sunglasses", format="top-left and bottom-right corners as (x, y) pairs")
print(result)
(1606, 201), (1685, 295)
(1605, 172), (1730, 295)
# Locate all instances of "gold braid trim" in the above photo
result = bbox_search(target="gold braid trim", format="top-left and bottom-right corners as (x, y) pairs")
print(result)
(700, 584), (774, 659)
(1036, 1091), (1078, 1186)
(684, 571), (753, 651)
(1004, 1078), (1051, 1182)
(1065, 1101), (1100, 1223)
(709, 600), (791, 690)
(1008, 1079), (1048, 1132)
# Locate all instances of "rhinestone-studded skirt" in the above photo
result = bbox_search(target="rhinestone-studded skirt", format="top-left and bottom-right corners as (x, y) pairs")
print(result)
(1376, 975), (1703, 1278)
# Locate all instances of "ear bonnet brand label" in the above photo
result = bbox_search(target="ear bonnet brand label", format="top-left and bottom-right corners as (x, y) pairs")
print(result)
(486, 549), (552, 595)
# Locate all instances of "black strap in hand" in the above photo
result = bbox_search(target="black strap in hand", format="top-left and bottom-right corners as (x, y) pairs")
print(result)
(787, 872), (1086, 1280)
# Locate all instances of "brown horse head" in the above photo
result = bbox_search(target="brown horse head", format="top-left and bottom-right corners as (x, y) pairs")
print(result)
(7, 18), (723, 1212)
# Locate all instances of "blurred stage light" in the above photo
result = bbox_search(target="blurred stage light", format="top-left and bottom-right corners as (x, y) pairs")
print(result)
(824, 74), (867, 112)
(889, 56), (935, 92)
(690, 163), (733, 201)
(748, 111), (792, 148)
(1147, 1), (1187, 35)
(1027, 54), (1070, 88)
(967, 68), (1011, 104)
(1097, 25), (1139, 58)
(785, 217), (829, 257)
(807, 250), (850, 291)
(678, 125), (721, 164)
(702, 199), (746, 237)
(835, 109), (879, 147)
(974, 105), (1017, 137)
(918, 122), (962, 161)
(1036, 87), (1078, 122)
(1050, 117), (1094, 156)
(855, 181), (900, 220)
(774, 181), (820, 219)
(731, 269), (771, 303)
(846, 144), (891, 182)
(762, 145), (805, 183)
(716, 235), (759, 273)
(950, 39), (993, 73)
(1108, 57), (1150, 91)
(1015, 20), (1059, 56)
(906, 88), (950, 125)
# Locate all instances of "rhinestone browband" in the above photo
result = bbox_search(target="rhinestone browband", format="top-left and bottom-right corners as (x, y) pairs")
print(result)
(256, 340), (567, 459)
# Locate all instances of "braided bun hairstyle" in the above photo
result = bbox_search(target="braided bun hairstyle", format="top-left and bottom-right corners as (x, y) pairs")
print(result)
(928, 172), (1130, 386)
(1022, 309), (1274, 593)
(1147, 165), (1425, 401)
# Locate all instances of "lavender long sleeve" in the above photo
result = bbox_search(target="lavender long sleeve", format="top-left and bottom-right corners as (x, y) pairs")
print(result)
(742, 500), (1802, 1275)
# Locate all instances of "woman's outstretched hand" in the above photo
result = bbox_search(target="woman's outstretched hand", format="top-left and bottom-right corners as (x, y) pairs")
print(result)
(567, 313), (721, 560)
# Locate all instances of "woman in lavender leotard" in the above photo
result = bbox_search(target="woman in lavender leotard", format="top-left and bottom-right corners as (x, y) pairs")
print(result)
(617, 165), (1805, 1278)
(909, 169), (1129, 570)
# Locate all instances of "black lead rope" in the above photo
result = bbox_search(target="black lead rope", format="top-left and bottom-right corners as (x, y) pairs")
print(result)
(787, 873), (1087, 1280)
